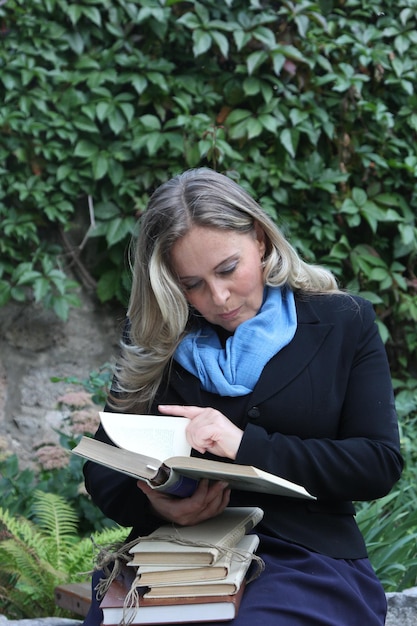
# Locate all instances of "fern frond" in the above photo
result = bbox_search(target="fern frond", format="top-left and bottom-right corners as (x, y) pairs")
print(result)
(0, 492), (81, 617)
(33, 490), (78, 534)
(32, 490), (79, 538)
(31, 490), (80, 570)
(0, 507), (39, 545)
(65, 525), (131, 578)
(0, 495), (131, 617)
(0, 538), (62, 616)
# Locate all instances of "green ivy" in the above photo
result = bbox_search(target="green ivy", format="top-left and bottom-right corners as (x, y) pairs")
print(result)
(0, 0), (416, 376)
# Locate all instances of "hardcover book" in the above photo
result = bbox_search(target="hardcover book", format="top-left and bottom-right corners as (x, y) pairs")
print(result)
(140, 534), (260, 597)
(72, 412), (315, 500)
(100, 576), (246, 625)
(128, 507), (263, 566)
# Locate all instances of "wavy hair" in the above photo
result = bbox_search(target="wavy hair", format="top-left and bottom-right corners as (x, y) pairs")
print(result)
(111, 168), (339, 411)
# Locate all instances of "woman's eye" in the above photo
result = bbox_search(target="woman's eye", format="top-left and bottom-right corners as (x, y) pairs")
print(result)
(220, 264), (237, 275)
(183, 281), (201, 291)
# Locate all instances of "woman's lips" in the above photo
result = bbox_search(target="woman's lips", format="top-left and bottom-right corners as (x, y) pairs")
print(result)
(218, 307), (241, 321)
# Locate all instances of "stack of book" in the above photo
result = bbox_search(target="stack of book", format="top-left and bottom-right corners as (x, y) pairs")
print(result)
(73, 413), (313, 624)
(100, 506), (264, 625)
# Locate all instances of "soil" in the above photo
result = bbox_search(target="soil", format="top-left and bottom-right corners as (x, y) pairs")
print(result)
(0, 291), (124, 467)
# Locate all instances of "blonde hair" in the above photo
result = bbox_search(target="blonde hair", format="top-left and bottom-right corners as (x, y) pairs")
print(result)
(111, 168), (339, 411)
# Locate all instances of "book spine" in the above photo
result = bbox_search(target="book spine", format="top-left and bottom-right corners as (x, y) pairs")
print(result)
(220, 509), (263, 550)
(153, 471), (198, 498)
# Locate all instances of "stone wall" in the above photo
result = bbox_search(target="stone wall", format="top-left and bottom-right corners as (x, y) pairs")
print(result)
(386, 588), (417, 625)
(0, 294), (123, 466)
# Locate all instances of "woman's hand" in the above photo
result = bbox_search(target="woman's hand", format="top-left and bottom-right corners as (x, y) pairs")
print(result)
(137, 478), (231, 526)
(158, 404), (244, 459)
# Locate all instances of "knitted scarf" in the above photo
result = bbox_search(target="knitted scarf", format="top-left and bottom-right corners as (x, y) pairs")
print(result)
(174, 286), (297, 397)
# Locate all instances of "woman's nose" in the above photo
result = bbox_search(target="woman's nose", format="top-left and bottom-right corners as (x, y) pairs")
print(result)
(209, 281), (230, 305)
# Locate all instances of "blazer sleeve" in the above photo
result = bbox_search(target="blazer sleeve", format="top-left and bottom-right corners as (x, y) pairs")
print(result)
(236, 297), (403, 501)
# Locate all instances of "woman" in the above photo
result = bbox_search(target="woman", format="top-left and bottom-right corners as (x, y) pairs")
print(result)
(83, 168), (403, 625)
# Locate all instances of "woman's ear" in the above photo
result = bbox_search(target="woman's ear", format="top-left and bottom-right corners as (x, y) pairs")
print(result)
(254, 222), (267, 258)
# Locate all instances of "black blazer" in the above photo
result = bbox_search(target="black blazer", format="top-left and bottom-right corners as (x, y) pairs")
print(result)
(84, 293), (403, 558)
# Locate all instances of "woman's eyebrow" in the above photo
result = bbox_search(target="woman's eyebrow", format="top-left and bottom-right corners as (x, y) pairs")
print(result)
(178, 254), (238, 280)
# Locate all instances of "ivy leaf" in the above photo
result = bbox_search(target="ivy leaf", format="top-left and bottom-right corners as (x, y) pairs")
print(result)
(247, 118), (263, 139)
(92, 154), (108, 180)
(56, 165), (73, 182)
(52, 297), (70, 321)
(247, 50), (268, 75)
(280, 128), (297, 158)
(106, 217), (133, 247)
(67, 5), (82, 25)
(82, 7), (102, 27)
(192, 30), (212, 56)
(74, 140), (98, 158)
(96, 102), (111, 123)
(97, 269), (119, 302)
(108, 109), (126, 134)
(211, 31), (229, 58)
(16, 270), (42, 286)
(131, 75), (148, 95)
(120, 103), (135, 123)
(243, 77), (261, 96)
(33, 277), (50, 302)
(0, 281), (11, 306)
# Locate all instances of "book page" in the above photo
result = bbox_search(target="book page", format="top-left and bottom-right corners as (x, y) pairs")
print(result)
(100, 412), (191, 459)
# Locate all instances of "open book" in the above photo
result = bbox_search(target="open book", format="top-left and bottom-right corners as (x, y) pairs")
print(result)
(72, 412), (315, 500)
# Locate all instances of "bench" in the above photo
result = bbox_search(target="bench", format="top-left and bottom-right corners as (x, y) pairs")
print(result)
(54, 582), (92, 617)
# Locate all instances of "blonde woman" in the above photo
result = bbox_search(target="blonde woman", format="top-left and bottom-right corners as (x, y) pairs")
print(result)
(83, 168), (402, 626)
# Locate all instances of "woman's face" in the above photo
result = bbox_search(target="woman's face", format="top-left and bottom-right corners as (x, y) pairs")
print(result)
(171, 225), (266, 332)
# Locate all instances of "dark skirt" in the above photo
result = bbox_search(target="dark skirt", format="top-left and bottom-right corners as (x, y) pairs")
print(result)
(83, 534), (387, 626)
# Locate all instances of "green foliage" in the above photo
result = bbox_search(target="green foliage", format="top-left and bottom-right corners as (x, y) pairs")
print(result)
(0, 454), (37, 519)
(0, 436), (114, 536)
(1, 363), (114, 534)
(0, 0), (416, 372)
(356, 376), (417, 591)
(356, 489), (417, 592)
(51, 361), (114, 407)
(0, 491), (128, 618)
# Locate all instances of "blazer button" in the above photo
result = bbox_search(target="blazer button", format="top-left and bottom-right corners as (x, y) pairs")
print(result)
(247, 406), (260, 420)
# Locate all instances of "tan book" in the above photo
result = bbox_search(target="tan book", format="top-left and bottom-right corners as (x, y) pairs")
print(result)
(72, 412), (315, 500)
(100, 577), (246, 625)
(128, 507), (263, 566)
(142, 534), (259, 597)
(129, 534), (259, 585)
(129, 548), (231, 583)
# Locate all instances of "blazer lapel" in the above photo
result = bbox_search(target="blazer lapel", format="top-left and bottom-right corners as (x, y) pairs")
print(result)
(249, 298), (334, 405)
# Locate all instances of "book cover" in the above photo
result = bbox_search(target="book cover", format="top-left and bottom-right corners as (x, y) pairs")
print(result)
(72, 412), (315, 500)
(128, 507), (263, 566)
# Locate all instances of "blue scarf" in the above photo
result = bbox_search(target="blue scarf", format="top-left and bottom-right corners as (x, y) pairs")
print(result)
(174, 286), (297, 397)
